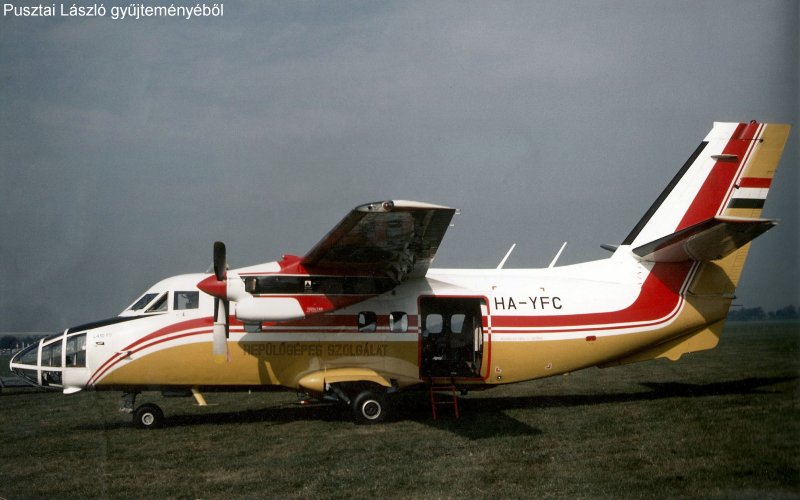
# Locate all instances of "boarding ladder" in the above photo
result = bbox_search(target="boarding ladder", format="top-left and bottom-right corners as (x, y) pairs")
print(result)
(428, 378), (460, 420)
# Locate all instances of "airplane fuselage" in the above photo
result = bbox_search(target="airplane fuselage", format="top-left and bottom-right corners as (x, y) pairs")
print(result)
(11, 250), (723, 396)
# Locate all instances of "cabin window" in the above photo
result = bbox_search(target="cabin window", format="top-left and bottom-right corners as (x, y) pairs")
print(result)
(146, 293), (168, 313)
(389, 312), (408, 333)
(65, 333), (86, 367)
(358, 311), (377, 332)
(425, 313), (443, 335)
(174, 291), (199, 310)
(450, 314), (466, 334)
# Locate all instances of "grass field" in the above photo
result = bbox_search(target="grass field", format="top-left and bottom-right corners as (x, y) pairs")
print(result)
(1, 322), (797, 499)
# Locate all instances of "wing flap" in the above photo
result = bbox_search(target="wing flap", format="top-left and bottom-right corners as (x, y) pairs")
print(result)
(632, 216), (777, 262)
(302, 200), (456, 281)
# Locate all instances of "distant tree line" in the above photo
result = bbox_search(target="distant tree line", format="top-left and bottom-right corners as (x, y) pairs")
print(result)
(728, 305), (799, 322)
(0, 334), (47, 351)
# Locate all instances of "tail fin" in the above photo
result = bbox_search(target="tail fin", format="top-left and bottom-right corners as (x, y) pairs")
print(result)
(605, 122), (790, 365)
(622, 121), (790, 287)
(623, 121), (790, 246)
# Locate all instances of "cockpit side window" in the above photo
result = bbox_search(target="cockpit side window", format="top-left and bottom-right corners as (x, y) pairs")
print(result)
(146, 293), (168, 313)
(128, 293), (159, 312)
(174, 291), (199, 310)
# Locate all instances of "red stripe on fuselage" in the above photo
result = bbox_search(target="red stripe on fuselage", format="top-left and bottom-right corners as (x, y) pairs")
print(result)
(491, 261), (694, 331)
(124, 317), (213, 352)
(88, 318), (216, 385)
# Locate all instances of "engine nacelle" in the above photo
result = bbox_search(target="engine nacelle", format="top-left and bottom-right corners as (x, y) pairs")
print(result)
(234, 296), (306, 323)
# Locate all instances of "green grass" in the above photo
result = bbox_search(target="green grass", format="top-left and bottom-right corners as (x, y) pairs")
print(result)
(1, 322), (797, 499)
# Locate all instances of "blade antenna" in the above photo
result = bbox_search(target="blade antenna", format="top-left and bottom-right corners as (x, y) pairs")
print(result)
(497, 243), (517, 269)
(548, 241), (568, 268)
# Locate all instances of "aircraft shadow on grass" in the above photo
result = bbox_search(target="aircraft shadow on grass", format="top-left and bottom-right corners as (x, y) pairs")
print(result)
(395, 375), (797, 439)
(455, 375), (797, 412)
(73, 376), (795, 439)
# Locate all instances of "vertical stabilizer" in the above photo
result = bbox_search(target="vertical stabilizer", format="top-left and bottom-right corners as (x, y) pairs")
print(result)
(623, 121), (789, 321)
(623, 121), (790, 252)
(607, 122), (790, 364)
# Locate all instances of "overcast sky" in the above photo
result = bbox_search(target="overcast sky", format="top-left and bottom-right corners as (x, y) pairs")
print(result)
(1, 1), (797, 332)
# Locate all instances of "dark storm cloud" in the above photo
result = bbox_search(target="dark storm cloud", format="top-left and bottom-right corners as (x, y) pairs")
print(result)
(1, 1), (797, 331)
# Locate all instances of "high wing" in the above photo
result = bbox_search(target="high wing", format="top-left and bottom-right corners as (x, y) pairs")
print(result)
(301, 200), (456, 282)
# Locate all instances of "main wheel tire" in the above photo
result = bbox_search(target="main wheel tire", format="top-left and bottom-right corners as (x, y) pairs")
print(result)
(352, 390), (390, 424)
(133, 403), (164, 429)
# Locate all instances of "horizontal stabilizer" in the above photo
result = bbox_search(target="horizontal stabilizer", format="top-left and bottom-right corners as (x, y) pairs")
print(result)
(632, 216), (777, 262)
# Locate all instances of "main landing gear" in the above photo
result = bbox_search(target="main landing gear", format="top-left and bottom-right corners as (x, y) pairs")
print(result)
(327, 383), (393, 424)
(118, 385), (394, 428)
(120, 392), (165, 429)
(351, 389), (390, 424)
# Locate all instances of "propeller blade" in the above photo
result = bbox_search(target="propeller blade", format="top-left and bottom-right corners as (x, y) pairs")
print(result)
(213, 241), (227, 281)
(212, 296), (230, 362)
(223, 299), (230, 339)
(207, 241), (230, 363)
(212, 323), (228, 358)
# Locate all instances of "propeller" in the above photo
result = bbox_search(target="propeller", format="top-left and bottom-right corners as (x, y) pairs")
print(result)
(213, 241), (226, 281)
(198, 241), (230, 362)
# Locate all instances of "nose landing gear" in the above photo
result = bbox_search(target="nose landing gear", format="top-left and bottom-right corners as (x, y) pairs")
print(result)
(133, 403), (164, 429)
(120, 391), (164, 429)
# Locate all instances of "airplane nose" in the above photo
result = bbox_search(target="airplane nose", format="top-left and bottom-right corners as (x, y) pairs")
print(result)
(8, 331), (89, 392)
(9, 341), (42, 387)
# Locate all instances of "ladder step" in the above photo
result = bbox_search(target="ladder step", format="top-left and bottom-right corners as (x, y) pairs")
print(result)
(428, 382), (459, 420)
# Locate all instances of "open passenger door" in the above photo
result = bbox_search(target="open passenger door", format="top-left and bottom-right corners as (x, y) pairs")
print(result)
(419, 297), (485, 378)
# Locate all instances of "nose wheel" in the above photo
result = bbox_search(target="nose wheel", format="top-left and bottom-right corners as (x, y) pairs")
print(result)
(133, 403), (164, 429)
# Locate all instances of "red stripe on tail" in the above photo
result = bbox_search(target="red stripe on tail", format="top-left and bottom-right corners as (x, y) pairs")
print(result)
(738, 177), (772, 188)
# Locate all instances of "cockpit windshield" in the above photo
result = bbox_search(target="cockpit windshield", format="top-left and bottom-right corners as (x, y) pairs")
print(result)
(120, 274), (207, 317)
(128, 293), (159, 312)
(146, 293), (168, 313)
(122, 291), (172, 316)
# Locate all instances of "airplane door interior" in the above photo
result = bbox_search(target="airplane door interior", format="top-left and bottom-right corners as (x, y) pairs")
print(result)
(419, 297), (484, 378)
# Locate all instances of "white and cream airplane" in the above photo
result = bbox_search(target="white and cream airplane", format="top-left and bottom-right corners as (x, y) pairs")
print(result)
(10, 121), (791, 427)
